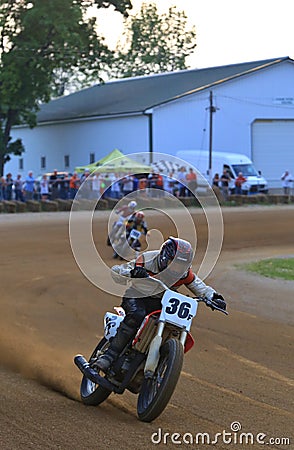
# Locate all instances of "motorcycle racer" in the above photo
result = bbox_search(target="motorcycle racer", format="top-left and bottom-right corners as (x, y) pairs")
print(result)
(113, 211), (148, 259)
(126, 211), (148, 237)
(124, 211), (148, 249)
(107, 200), (137, 245)
(96, 237), (226, 372)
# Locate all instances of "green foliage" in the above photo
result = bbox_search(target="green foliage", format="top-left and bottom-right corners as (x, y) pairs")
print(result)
(92, 0), (132, 17)
(109, 3), (197, 78)
(242, 258), (294, 281)
(0, 0), (132, 175)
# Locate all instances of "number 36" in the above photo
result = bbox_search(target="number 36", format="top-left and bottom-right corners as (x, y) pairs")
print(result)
(165, 298), (193, 320)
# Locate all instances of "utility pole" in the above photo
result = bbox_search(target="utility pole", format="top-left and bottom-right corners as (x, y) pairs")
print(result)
(144, 109), (153, 164)
(208, 91), (218, 184)
(148, 112), (153, 164)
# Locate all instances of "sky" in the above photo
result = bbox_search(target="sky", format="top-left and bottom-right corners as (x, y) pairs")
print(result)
(95, 0), (294, 69)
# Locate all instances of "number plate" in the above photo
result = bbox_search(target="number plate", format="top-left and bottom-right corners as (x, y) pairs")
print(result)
(130, 229), (141, 239)
(104, 312), (124, 340)
(159, 290), (198, 331)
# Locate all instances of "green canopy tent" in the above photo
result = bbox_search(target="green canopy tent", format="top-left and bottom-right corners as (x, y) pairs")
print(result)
(75, 149), (150, 174)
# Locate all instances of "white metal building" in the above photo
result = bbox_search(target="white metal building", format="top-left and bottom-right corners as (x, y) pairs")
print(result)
(7, 56), (294, 188)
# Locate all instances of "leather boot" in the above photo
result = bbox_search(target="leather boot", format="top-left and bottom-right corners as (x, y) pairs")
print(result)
(96, 322), (136, 372)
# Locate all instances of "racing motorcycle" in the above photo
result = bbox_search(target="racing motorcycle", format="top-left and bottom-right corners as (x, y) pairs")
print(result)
(74, 277), (227, 422)
(116, 228), (143, 259)
(107, 219), (126, 247)
(113, 227), (146, 260)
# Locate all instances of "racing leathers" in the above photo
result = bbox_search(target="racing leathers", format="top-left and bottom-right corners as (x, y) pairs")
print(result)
(111, 250), (215, 300)
(95, 250), (222, 372)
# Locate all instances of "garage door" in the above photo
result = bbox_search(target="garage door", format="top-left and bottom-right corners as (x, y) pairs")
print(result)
(251, 119), (294, 189)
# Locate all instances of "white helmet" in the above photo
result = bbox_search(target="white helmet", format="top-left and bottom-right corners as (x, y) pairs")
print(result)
(128, 200), (137, 210)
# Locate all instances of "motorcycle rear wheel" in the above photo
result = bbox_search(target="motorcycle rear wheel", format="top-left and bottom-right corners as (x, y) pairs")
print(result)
(137, 338), (184, 422)
(80, 338), (112, 406)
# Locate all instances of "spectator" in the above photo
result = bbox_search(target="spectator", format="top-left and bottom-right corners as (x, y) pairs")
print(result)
(40, 174), (50, 200)
(163, 174), (172, 194)
(281, 170), (293, 195)
(220, 169), (231, 200)
(186, 167), (198, 196)
(177, 166), (188, 197)
(166, 169), (177, 195)
(80, 169), (92, 199)
(5, 173), (14, 200)
(100, 174), (113, 198)
(100, 175), (108, 198)
(59, 173), (70, 199)
(150, 172), (163, 198)
(103, 174), (112, 197)
(69, 172), (80, 199)
(0, 176), (5, 200)
(132, 174), (139, 193)
(147, 170), (159, 197)
(80, 168), (91, 184)
(14, 174), (25, 202)
(111, 173), (123, 199)
(155, 172), (164, 196)
(147, 171), (164, 198)
(91, 173), (101, 199)
(137, 175), (148, 196)
(50, 169), (59, 200)
(235, 172), (247, 195)
(121, 174), (134, 197)
(212, 173), (220, 187)
(24, 171), (35, 200)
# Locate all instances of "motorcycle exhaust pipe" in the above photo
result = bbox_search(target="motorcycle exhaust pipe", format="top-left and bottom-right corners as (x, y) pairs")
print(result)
(74, 354), (102, 385)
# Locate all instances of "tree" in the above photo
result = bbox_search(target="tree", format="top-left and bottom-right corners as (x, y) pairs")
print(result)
(91, 0), (132, 16)
(0, 0), (132, 176)
(108, 3), (197, 79)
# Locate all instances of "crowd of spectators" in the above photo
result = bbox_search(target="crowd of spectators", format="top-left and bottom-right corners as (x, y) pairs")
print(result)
(1, 165), (292, 203)
(213, 168), (293, 197)
(0, 166), (200, 202)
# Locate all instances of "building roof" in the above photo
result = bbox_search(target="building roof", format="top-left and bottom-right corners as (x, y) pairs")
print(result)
(37, 57), (292, 124)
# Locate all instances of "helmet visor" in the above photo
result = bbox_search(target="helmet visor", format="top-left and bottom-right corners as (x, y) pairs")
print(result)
(164, 258), (190, 280)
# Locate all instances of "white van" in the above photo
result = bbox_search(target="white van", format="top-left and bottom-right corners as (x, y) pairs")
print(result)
(176, 150), (268, 194)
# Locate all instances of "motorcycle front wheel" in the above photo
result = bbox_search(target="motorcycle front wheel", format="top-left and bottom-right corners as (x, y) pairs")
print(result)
(80, 338), (112, 406)
(137, 338), (184, 422)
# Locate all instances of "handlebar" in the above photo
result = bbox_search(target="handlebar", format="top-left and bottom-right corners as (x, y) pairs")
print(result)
(134, 274), (228, 315)
(198, 297), (228, 315)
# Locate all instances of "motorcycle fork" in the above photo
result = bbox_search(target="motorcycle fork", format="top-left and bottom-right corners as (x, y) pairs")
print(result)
(179, 330), (188, 347)
(144, 322), (188, 378)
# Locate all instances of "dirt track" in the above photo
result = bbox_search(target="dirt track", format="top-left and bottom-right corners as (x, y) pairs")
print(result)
(0, 206), (293, 450)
